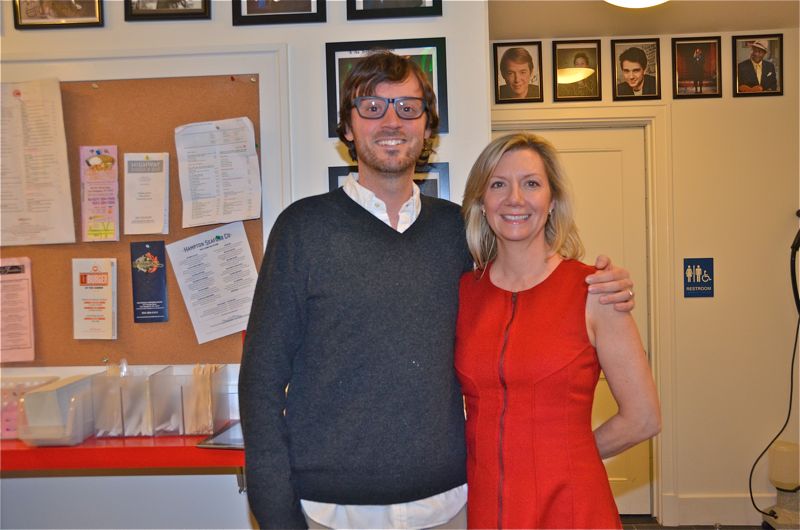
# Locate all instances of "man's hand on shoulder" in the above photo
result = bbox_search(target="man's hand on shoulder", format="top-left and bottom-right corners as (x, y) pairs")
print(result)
(586, 255), (635, 312)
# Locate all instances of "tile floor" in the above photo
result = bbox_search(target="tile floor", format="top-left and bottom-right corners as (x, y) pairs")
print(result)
(620, 515), (764, 529)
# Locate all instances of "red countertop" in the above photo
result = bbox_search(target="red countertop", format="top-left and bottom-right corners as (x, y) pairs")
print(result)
(1, 436), (244, 472)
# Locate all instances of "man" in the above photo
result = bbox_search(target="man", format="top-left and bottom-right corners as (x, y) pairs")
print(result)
(616, 46), (657, 97)
(737, 39), (778, 92)
(239, 51), (634, 529)
(498, 47), (540, 100)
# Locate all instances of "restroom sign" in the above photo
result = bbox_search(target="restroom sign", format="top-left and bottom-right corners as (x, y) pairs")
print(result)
(684, 258), (714, 298)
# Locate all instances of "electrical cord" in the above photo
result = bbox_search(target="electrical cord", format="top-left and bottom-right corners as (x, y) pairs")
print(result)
(748, 227), (800, 520)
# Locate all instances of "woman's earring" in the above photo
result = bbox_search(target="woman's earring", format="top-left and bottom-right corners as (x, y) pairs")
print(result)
(481, 206), (486, 216)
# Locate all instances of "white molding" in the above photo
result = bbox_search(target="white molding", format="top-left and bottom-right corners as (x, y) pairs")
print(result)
(492, 104), (677, 523)
(0, 44), (292, 250)
(662, 492), (778, 526)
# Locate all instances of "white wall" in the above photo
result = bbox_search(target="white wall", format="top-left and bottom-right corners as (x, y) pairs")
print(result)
(492, 28), (799, 526)
(0, 1), (491, 528)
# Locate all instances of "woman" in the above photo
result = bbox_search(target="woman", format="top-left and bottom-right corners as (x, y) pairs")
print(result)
(689, 47), (705, 93)
(455, 133), (660, 529)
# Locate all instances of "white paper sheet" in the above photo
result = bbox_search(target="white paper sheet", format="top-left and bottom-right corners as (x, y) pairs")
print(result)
(174, 117), (261, 228)
(0, 79), (76, 246)
(72, 258), (117, 340)
(165, 221), (257, 344)
(0, 257), (35, 362)
(124, 153), (170, 235)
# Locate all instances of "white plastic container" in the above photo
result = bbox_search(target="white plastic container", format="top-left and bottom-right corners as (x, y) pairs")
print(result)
(17, 374), (95, 446)
(91, 367), (158, 437)
(1, 376), (59, 439)
(149, 365), (230, 436)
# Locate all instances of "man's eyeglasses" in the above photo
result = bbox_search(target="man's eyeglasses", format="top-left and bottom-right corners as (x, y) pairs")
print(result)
(352, 96), (426, 120)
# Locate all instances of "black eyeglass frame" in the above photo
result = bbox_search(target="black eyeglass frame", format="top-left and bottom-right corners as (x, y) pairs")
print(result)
(352, 96), (427, 120)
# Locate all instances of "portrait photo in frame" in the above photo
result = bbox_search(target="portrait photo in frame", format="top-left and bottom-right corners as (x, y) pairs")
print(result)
(232, 0), (325, 25)
(732, 34), (783, 97)
(328, 163), (450, 200)
(346, 0), (441, 20)
(13, 0), (103, 29)
(672, 36), (721, 99)
(553, 40), (602, 102)
(493, 41), (543, 104)
(611, 38), (661, 101)
(124, 0), (210, 21)
(325, 37), (448, 138)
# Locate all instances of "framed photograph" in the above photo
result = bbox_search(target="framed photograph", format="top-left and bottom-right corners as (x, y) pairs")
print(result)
(493, 41), (543, 104)
(124, 0), (210, 21)
(672, 36), (721, 99)
(328, 163), (450, 200)
(232, 0), (325, 25)
(611, 38), (661, 101)
(553, 40), (602, 102)
(13, 0), (103, 29)
(325, 37), (448, 138)
(346, 0), (441, 20)
(732, 34), (783, 97)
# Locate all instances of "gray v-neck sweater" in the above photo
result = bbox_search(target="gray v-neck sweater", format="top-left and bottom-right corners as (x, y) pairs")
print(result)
(240, 188), (472, 528)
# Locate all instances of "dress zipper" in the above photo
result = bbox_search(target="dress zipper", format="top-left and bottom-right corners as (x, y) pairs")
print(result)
(497, 291), (517, 530)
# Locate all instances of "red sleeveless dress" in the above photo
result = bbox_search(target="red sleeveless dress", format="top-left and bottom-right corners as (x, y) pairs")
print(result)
(455, 259), (621, 529)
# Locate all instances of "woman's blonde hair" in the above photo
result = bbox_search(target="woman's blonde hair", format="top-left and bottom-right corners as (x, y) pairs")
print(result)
(462, 132), (584, 269)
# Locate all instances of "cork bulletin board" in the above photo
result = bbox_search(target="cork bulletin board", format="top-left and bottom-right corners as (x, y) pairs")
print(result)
(1, 74), (266, 367)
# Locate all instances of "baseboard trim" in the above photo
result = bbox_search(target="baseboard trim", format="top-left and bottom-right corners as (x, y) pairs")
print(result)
(659, 492), (778, 526)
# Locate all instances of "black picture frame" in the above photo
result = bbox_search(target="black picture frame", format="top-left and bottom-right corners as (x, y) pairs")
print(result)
(346, 0), (441, 20)
(493, 41), (543, 104)
(672, 36), (721, 99)
(325, 37), (448, 138)
(732, 34), (783, 97)
(552, 39), (602, 102)
(13, 0), (103, 29)
(611, 38), (661, 101)
(232, 0), (325, 25)
(328, 163), (450, 200)
(124, 0), (211, 21)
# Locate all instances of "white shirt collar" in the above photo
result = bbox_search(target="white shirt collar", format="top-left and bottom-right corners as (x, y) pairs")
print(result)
(342, 174), (421, 233)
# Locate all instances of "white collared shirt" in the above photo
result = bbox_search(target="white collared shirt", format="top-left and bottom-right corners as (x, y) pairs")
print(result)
(299, 174), (467, 529)
(341, 174), (421, 232)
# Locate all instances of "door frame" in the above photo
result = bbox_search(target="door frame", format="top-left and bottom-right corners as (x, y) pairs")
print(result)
(492, 104), (678, 525)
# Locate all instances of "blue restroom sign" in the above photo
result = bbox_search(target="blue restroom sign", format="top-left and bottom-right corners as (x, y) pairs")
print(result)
(684, 258), (714, 298)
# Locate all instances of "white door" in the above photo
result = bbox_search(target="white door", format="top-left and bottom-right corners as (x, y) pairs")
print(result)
(492, 127), (652, 514)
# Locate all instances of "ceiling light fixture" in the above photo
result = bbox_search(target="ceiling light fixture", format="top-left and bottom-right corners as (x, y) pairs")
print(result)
(604, 0), (669, 8)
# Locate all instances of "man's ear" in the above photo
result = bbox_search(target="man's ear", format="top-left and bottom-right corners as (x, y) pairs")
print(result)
(344, 125), (354, 142)
(424, 126), (432, 139)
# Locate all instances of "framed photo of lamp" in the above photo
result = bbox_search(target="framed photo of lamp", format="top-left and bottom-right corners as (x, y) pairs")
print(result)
(611, 38), (661, 101)
(325, 37), (448, 138)
(493, 41), (543, 104)
(124, 0), (211, 21)
(346, 0), (441, 20)
(732, 34), (783, 97)
(328, 162), (450, 200)
(553, 40), (602, 102)
(672, 36), (721, 99)
(232, 0), (325, 25)
(13, 0), (103, 29)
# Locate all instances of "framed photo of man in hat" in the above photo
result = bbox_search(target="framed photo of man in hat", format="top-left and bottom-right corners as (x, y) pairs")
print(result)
(733, 34), (783, 97)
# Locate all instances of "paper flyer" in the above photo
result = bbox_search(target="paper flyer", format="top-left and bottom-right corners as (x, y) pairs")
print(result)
(166, 221), (257, 344)
(72, 258), (117, 340)
(174, 117), (262, 228)
(1, 79), (76, 246)
(130, 241), (168, 323)
(0, 257), (35, 362)
(80, 145), (119, 242)
(124, 153), (169, 235)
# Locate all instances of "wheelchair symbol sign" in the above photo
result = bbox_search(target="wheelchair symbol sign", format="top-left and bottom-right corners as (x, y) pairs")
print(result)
(684, 258), (714, 298)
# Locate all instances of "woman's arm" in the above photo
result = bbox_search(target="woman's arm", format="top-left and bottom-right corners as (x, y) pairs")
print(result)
(586, 294), (661, 459)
